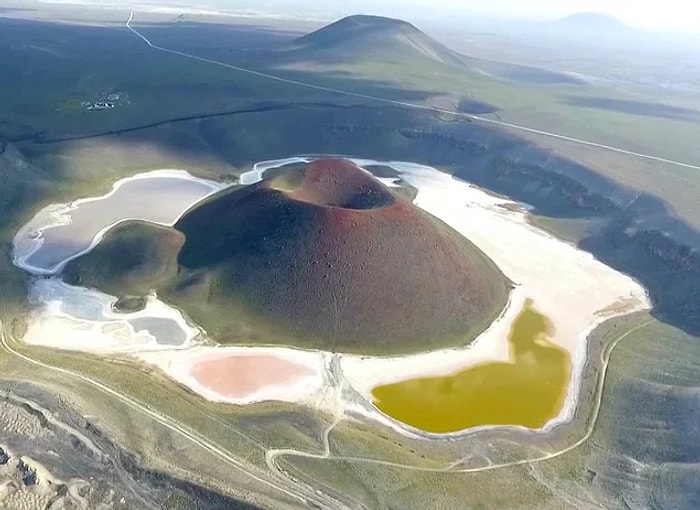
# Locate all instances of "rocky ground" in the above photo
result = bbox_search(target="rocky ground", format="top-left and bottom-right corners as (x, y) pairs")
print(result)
(0, 397), (108, 510)
(0, 383), (260, 510)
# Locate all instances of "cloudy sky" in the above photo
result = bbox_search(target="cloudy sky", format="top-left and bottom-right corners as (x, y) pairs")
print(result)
(417, 0), (699, 30)
(189, 0), (699, 32)
(113, 0), (700, 32)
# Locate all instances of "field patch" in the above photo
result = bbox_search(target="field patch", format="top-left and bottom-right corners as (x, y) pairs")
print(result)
(565, 95), (700, 122)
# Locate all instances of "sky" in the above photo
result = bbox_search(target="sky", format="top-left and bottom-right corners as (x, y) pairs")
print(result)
(181, 0), (700, 33)
(93, 0), (700, 33)
(409, 0), (700, 31)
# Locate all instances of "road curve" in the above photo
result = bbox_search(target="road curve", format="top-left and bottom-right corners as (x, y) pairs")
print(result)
(125, 11), (700, 173)
(0, 320), (349, 510)
(265, 318), (655, 474)
(1, 304), (654, 499)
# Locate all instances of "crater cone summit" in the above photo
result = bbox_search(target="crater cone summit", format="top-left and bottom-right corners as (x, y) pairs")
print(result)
(174, 158), (508, 353)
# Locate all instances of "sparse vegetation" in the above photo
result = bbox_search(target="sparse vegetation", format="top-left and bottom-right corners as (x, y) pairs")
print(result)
(65, 159), (509, 354)
(63, 221), (183, 297)
(1, 7), (699, 509)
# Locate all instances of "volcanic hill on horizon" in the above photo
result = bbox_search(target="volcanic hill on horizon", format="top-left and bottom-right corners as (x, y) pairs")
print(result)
(270, 14), (582, 86)
(174, 158), (508, 353)
(554, 12), (629, 32)
(282, 14), (468, 68)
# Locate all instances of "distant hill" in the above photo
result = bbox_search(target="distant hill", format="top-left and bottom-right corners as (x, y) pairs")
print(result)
(554, 12), (628, 31)
(173, 158), (508, 353)
(286, 14), (468, 67)
(275, 14), (581, 85)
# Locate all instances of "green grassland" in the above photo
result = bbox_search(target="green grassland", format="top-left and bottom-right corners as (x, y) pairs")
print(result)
(1, 9), (700, 509)
(63, 221), (184, 296)
(133, 15), (700, 229)
(0, 17), (421, 142)
(266, 40), (700, 195)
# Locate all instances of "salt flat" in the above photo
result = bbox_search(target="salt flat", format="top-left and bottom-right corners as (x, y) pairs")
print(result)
(23, 279), (200, 353)
(12, 158), (651, 436)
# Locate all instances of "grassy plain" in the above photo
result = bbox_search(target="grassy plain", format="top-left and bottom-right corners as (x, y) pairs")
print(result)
(132, 16), (700, 229)
(3, 297), (690, 509)
(1, 8), (699, 509)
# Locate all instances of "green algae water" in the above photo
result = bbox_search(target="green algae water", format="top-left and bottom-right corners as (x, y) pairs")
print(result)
(371, 299), (571, 433)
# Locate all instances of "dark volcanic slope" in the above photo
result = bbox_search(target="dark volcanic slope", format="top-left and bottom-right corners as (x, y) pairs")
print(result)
(281, 14), (579, 85)
(175, 158), (508, 353)
(288, 14), (467, 68)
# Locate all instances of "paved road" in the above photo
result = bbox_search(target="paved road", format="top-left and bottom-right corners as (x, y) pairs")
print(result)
(126, 11), (700, 173)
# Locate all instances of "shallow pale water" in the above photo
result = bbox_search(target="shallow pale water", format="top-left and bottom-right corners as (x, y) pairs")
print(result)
(13, 159), (649, 432)
(18, 172), (220, 274)
(371, 300), (571, 433)
(27, 277), (197, 351)
(129, 317), (187, 346)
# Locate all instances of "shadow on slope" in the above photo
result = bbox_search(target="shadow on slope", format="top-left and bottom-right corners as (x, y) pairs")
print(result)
(173, 158), (508, 353)
(129, 14), (582, 91)
(566, 95), (700, 122)
(0, 17), (437, 142)
(2, 13), (700, 506)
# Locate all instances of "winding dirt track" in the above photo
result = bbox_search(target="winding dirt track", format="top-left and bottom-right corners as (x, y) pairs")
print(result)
(0, 319), (353, 510)
(1, 313), (653, 506)
(265, 319), (654, 475)
(0, 14), (665, 505)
